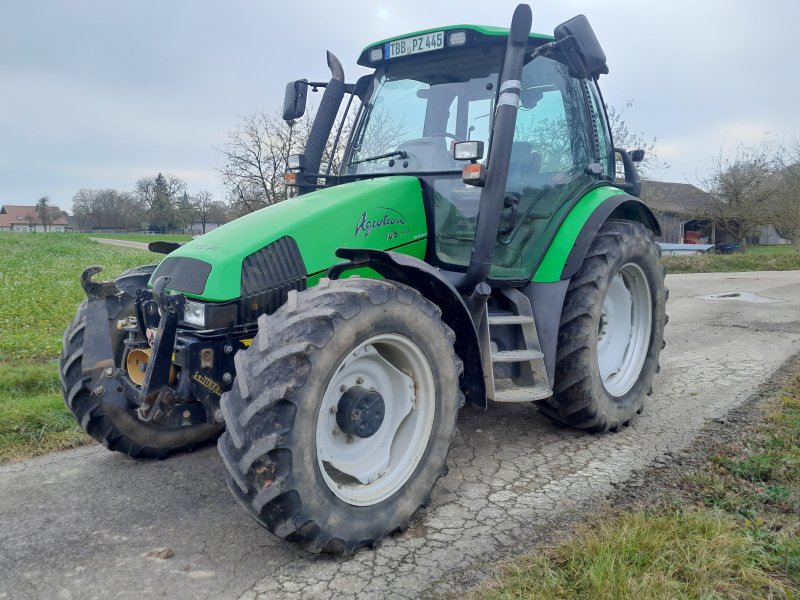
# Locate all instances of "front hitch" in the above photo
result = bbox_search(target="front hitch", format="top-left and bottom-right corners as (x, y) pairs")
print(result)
(136, 276), (185, 420)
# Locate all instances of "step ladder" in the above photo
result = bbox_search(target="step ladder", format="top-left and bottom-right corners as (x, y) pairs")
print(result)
(485, 288), (553, 403)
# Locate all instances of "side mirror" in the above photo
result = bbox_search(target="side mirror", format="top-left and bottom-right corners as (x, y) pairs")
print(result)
(453, 141), (485, 162)
(283, 79), (309, 120)
(630, 149), (645, 163)
(353, 74), (373, 104)
(553, 15), (608, 78)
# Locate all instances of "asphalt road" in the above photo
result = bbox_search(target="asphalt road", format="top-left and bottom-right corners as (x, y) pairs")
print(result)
(2, 271), (799, 600)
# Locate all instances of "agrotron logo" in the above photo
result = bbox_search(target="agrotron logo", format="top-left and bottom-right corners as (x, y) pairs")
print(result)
(354, 207), (406, 238)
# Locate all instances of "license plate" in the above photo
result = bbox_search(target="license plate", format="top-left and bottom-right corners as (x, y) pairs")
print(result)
(385, 31), (444, 59)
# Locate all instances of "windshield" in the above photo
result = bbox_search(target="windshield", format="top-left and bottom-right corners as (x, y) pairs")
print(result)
(345, 46), (503, 175)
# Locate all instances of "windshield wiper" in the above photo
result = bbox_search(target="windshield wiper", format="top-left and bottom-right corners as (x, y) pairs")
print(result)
(349, 150), (408, 166)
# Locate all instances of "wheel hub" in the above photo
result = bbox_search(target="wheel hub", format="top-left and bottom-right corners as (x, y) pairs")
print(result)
(336, 386), (385, 438)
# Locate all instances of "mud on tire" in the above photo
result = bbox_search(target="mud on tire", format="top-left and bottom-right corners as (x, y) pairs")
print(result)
(537, 220), (667, 432)
(217, 278), (463, 554)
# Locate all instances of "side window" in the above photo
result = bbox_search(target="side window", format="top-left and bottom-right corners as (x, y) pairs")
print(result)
(506, 56), (593, 195)
(587, 82), (614, 178)
(467, 98), (492, 160)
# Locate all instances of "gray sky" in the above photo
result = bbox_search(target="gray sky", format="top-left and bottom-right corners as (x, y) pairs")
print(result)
(2, 0), (798, 211)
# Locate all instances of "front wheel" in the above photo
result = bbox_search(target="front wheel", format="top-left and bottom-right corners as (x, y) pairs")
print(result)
(537, 220), (667, 432)
(217, 278), (463, 554)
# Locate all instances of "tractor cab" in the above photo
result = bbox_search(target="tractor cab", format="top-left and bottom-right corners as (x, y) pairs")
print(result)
(285, 18), (620, 284)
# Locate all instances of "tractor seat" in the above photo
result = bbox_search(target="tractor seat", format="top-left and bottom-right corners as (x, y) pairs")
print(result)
(506, 142), (542, 194)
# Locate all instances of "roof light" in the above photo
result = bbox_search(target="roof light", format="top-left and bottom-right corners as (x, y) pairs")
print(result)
(369, 47), (383, 62)
(448, 31), (466, 46)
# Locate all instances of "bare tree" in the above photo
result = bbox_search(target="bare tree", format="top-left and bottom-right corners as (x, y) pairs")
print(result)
(35, 196), (53, 231)
(217, 110), (310, 214)
(701, 142), (782, 248)
(608, 100), (668, 178)
(218, 104), (354, 214)
(191, 190), (228, 234)
(775, 135), (800, 245)
(72, 188), (145, 230)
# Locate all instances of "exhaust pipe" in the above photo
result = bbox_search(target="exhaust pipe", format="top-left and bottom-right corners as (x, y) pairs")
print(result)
(452, 4), (532, 291)
(299, 51), (346, 195)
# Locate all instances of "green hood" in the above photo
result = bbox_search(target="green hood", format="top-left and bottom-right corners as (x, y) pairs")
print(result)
(151, 176), (428, 302)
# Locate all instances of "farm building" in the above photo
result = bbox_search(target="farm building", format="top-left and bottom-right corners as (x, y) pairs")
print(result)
(640, 181), (732, 245)
(0, 205), (72, 232)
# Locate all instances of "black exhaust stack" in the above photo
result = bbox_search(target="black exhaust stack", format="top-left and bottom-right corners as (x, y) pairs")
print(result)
(299, 51), (346, 195)
(452, 4), (532, 291)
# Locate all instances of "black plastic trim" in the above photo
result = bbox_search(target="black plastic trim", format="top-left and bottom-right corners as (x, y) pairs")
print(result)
(152, 257), (212, 296)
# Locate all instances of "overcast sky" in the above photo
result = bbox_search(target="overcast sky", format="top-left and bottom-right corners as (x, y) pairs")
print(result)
(2, 1), (798, 211)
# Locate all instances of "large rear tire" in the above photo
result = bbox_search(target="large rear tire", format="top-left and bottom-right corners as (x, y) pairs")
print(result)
(58, 269), (222, 459)
(217, 278), (463, 554)
(537, 220), (667, 432)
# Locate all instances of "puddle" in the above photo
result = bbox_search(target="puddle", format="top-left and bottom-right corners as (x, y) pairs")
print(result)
(697, 291), (783, 303)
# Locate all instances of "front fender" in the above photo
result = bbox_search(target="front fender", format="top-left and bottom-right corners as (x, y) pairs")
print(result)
(329, 248), (486, 408)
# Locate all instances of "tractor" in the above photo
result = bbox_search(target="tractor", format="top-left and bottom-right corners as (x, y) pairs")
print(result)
(60, 4), (667, 554)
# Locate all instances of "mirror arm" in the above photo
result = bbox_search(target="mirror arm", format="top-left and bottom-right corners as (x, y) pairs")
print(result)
(615, 148), (642, 197)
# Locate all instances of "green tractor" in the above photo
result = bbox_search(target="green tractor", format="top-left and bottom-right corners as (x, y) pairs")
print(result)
(60, 5), (666, 554)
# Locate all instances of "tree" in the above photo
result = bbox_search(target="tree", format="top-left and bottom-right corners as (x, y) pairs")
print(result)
(218, 105), (352, 215)
(135, 173), (186, 232)
(218, 110), (309, 214)
(775, 136), (800, 245)
(191, 190), (228, 234)
(701, 142), (782, 248)
(35, 196), (53, 231)
(72, 189), (145, 230)
(608, 100), (668, 178)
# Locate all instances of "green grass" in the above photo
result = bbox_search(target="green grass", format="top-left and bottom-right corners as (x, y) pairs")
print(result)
(0, 233), (158, 461)
(0, 362), (91, 461)
(663, 245), (800, 274)
(86, 232), (193, 243)
(0, 233), (159, 361)
(472, 370), (800, 599)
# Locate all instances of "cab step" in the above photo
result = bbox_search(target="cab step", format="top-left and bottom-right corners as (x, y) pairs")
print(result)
(493, 384), (553, 402)
(491, 349), (544, 362)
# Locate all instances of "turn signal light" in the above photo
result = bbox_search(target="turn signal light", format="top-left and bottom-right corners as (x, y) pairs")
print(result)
(462, 163), (486, 186)
(284, 172), (297, 186)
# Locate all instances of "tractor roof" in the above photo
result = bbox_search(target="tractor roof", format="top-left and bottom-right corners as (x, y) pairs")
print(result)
(358, 24), (554, 66)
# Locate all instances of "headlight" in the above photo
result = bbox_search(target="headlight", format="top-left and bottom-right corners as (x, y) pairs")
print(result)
(183, 300), (206, 327)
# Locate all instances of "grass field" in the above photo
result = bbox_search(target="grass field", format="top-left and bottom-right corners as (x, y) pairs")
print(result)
(663, 244), (800, 274)
(0, 233), (159, 461)
(472, 368), (800, 599)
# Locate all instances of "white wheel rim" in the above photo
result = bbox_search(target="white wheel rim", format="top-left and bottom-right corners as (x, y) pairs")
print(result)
(597, 263), (652, 397)
(316, 333), (436, 506)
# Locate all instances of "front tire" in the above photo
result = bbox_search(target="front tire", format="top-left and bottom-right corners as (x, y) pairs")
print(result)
(538, 220), (667, 432)
(217, 278), (463, 554)
(58, 271), (223, 459)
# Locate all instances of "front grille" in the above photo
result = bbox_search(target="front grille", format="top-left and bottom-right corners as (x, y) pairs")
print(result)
(240, 236), (307, 321)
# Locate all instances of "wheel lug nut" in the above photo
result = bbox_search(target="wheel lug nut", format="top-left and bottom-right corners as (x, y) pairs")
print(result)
(346, 435), (353, 444)
(329, 406), (337, 414)
(356, 377), (364, 385)
(339, 384), (347, 393)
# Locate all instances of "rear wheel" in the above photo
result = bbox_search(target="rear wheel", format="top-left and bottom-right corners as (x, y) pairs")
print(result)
(217, 278), (463, 554)
(538, 220), (667, 432)
(58, 270), (222, 458)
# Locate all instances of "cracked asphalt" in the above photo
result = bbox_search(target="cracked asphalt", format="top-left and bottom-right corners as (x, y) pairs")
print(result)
(1, 270), (799, 599)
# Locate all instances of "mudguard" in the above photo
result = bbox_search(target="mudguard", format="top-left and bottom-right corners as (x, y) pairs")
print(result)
(329, 248), (487, 408)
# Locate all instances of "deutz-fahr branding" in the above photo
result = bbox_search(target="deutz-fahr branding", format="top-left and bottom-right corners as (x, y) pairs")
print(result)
(355, 208), (407, 239)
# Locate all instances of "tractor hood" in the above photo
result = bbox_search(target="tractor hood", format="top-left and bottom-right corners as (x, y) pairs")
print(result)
(149, 176), (427, 302)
